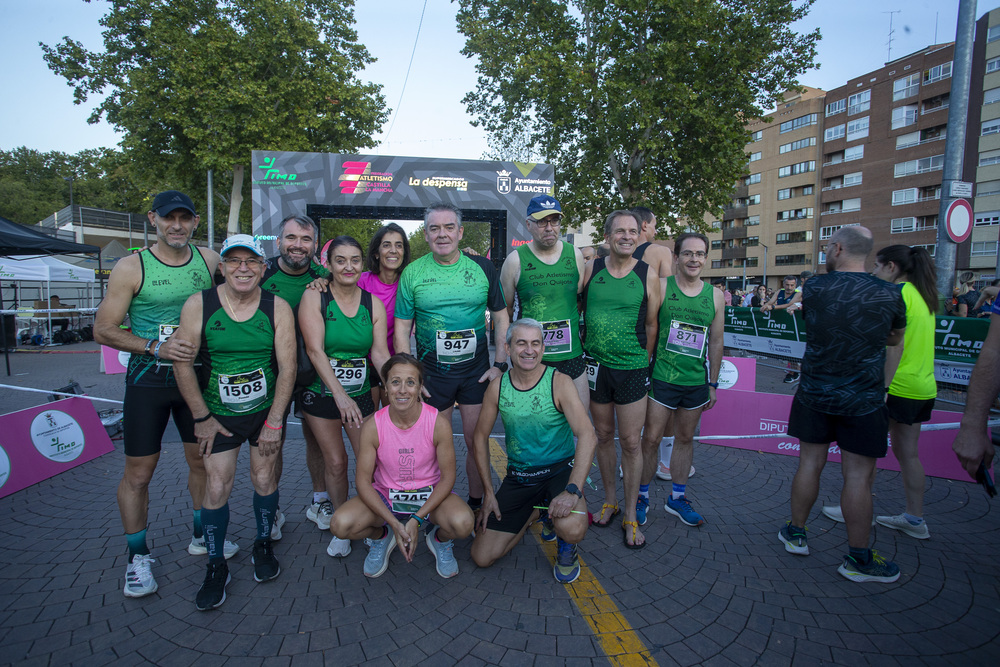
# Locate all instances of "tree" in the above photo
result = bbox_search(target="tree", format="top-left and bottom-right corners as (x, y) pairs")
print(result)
(317, 218), (384, 258)
(42, 0), (388, 233)
(456, 0), (819, 237)
(407, 221), (491, 262)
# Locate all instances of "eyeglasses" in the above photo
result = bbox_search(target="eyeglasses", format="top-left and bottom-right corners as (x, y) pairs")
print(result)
(223, 257), (264, 269)
(534, 217), (562, 229)
(679, 251), (707, 259)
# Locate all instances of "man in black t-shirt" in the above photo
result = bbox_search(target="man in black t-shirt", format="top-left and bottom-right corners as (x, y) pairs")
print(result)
(777, 226), (906, 584)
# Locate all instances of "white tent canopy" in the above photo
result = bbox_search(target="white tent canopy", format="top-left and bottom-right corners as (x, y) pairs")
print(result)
(1, 255), (96, 283)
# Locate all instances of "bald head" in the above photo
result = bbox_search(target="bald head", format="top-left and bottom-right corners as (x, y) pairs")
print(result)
(829, 225), (873, 260)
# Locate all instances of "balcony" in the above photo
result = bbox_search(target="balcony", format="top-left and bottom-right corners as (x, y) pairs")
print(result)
(722, 247), (747, 261)
(733, 184), (749, 199)
(722, 205), (748, 221)
(722, 226), (748, 241)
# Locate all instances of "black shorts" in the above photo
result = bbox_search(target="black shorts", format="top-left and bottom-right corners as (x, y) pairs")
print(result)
(209, 410), (271, 454)
(424, 371), (488, 410)
(486, 458), (574, 534)
(122, 384), (196, 457)
(886, 394), (935, 425)
(590, 364), (649, 406)
(649, 379), (710, 410)
(300, 389), (376, 421)
(543, 354), (585, 380)
(787, 395), (889, 458)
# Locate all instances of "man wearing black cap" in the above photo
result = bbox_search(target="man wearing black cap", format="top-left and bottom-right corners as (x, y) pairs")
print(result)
(95, 190), (230, 599)
(499, 195), (588, 408)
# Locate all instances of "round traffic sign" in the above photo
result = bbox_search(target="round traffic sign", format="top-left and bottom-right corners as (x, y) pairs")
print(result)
(945, 198), (973, 244)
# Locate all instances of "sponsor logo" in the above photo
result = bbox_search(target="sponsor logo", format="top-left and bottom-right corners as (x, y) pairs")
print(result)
(30, 410), (85, 463)
(255, 157), (304, 188)
(0, 444), (9, 490)
(717, 360), (739, 389)
(408, 175), (468, 191)
(760, 418), (787, 434)
(340, 161), (394, 194)
(496, 170), (511, 194)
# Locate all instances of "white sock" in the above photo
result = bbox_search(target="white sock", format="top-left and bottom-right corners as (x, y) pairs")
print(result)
(313, 492), (330, 504)
(659, 437), (675, 468)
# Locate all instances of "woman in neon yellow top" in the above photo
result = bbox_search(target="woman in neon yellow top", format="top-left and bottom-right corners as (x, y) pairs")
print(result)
(872, 245), (937, 540)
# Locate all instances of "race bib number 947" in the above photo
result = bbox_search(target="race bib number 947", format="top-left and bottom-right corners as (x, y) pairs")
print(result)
(436, 329), (476, 364)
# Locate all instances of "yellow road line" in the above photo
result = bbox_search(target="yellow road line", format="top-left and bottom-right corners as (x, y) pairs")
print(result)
(487, 438), (658, 666)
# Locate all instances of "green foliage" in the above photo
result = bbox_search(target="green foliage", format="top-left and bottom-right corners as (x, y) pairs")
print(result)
(407, 221), (491, 262)
(41, 0), (389, 226)
(456, 0), (819, 237)
(317, 218), (383, 258)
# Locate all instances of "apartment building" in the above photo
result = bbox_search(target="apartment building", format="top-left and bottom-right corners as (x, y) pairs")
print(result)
(969, 9), (1000, 278)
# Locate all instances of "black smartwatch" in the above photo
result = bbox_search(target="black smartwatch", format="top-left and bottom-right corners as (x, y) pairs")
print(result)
(565, 483), (582, 498)
(493, 361), (509, 372)
(708, 382), (719, 389)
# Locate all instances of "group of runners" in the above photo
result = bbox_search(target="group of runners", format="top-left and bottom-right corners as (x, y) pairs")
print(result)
(95, 189), (996, 610)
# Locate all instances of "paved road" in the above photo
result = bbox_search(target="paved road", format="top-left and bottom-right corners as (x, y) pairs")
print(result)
(1, 342), (999, 665)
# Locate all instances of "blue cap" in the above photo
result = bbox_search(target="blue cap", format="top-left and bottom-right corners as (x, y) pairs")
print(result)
(526, 195), (562, 221)
(151, 190), (196, 217)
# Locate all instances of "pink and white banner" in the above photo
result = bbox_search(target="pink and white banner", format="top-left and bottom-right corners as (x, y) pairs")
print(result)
(700, 389), (976, 482)
(0, 397), (115, 499)
(99, 345), (129, 374)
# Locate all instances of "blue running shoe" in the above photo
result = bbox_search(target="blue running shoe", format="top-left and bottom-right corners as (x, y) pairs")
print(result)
(636, 496), (650, 526)
(778, 522), (809, 555)
(426, 526), (459, 578)
(837, 551), (900, 583)
(553, 538), (580, 583)
(539, 509), (557, 542)
(665, 495), (704, 527)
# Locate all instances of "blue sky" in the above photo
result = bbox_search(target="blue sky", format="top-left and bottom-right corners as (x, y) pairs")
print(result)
(0, 0), (992, 160)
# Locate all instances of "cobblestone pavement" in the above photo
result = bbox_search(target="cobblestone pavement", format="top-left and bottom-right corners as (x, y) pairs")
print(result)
(1, 343), (999, 665)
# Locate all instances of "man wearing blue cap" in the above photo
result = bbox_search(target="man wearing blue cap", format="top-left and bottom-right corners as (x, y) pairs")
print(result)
(95, 190), (235, 599)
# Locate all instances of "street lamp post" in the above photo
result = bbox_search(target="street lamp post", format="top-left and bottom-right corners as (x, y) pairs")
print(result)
(64, 176), (74, 223)
(760, 243), (768, 289)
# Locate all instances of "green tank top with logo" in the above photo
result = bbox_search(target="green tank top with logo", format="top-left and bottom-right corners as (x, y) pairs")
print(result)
(582, 257), (650, 370)
(126, 245), (213, 387)
(498, 366), (575, 469)
(199, 288), (277, 416)
(653, 277), (715, 386)
(514, 243), (582, 361)
(261, 260), (328, 309)
(307, 290), (374, 398)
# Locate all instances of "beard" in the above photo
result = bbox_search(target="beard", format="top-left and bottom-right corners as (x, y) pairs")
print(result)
(280, 248), (312, 271)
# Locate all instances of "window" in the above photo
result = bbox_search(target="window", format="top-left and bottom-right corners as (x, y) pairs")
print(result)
(848, 90), (871, 115)
(825, 99), (846, 116)
(983, 119), (1000, 136)
(896, 131), (920, 149)
(711, 240), (723, 250)
(746, 173), (761, 185)
(893, 73), (920, 100)
(846, 116), (869, 141)
(802, 185), (814, 195)
(975, 211), (1000, 226)
(749, 151), (762, 162)
(842, 197), (860, 212)
(980, 149), (1000, 166)
(988, 56), (1000, 73)
(748, 194), (761, 205)
(843, 172), (863, 187)
(985, 88), (1000, 105)
(777, 208), (813, 222)
(743, 236), (759, 247)
(845, 145), (864, 162)
(891, 217), (916, 233)
(978, 181), (1000, 197)
(751, 130), (763, 142)
(777, 188), (791, 200)
(972, 241), (998, 257)
(780, 137), (816, 153)
(892, 105), (918, 129)
(778, 161), (815, 178)
(913, 244), (936, 256)
(922, 93), (949, 114)
(779, 113), (818, 134)
(924, 61), (953, 84)
(776, 231), (812, 244)
(821, 224), (858, 239)
(892, 188), (918, 205)
(990, 25), (1000, 43)
(745, 215), (760, 226)
(744, 257), (759, 268)
(824, 125), (845, 142)
(894, 154), (944, 177)
(775, 255), (810, 266)
(711, 220), (721, 229)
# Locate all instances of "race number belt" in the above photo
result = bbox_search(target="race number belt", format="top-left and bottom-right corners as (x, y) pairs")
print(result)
(435, 329), (475, 364)
(218, 368), (268, 413)
(328, 357), (367, 394)
(665, 319), (708, 358)
(583, 354), (600, 392)
(388, 485), (433, 515)
(158, 323), (177, 342)
(541, 319), (572, 354)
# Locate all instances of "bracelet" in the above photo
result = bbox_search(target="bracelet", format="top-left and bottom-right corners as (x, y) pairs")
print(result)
(410, 514), (426, 526)
(263, 420), (283, 431)
(153, 340), (164, 359)
(193, 413), (213, 423)
(144, 339), (154, 356)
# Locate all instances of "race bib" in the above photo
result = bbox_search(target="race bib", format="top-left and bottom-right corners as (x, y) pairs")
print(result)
(541, 319), (572, 354)
(435, 329), (476, 364)
(218, 368), (268, 412)
(584, 355), (599, 392)
(388, 485), (433, 515)
(665, 320), (708, 358)
(329, 357), (367, 394)
(158, 323), (177, 342)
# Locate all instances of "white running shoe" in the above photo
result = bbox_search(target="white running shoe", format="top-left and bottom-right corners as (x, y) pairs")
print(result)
(124, 554), (158, 598)
(876, 513), (930, 539)
(307, 500), (334, 530)
(271, 510), (286, 541)
(822, 505), (875, 526)
(187, 536), (239, 559)
(326, 536), (352, 558)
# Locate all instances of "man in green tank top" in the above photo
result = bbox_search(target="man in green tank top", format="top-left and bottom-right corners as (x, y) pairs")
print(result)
(174, 234), (296, 610)
(582, 210), (660, 549)
(470, 319), (597, 583)
(640, 233), (724, 537)
(94, 190), (226, 599)
(500, 195), (589, 408)
(260, 214), (330, 534)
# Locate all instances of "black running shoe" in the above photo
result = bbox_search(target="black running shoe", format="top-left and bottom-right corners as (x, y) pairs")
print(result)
(196, 561), (230, 611)
(252, 539), (281, 582)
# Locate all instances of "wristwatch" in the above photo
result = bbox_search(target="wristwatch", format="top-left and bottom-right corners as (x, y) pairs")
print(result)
(708, 382), (719, 388)
(565, 483), (582, 498)
(493, 361), (509, 372)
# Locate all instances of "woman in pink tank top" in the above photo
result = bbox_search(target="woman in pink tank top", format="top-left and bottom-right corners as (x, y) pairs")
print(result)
(329, 354), (474, 579)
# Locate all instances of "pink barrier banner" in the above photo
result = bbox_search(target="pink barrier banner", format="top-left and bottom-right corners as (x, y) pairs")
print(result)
(99, 345), (129, 374)
(700, 389), (974, 482)
(0, 397), (115, 499)
(718, 357), (756, 391)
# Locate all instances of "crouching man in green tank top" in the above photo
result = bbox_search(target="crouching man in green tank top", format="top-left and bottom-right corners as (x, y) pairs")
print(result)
(173, 235), (296, 611)
(469, 318), (597, 583)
